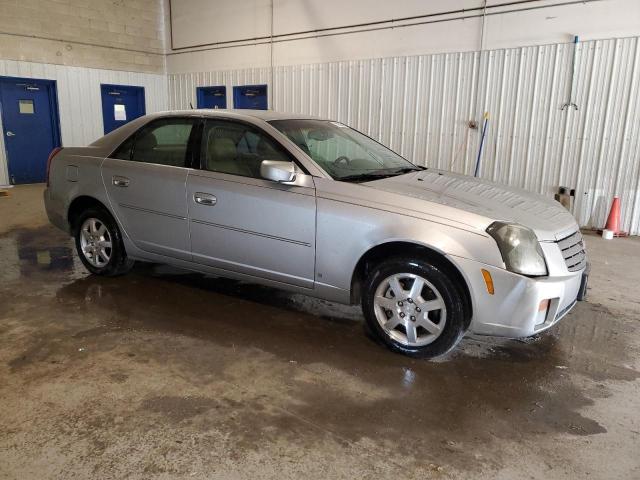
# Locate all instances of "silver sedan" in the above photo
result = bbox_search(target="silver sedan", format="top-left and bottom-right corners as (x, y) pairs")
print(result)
(44, 110), (589, 357)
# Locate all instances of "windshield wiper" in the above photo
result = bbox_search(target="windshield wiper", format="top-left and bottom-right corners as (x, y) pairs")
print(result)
(339, 166), (422, 183)
(338, 171), (399, 183)
(389, 166), (423, 174)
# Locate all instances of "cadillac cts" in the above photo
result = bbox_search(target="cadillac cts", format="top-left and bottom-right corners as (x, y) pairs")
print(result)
(44, 110), (589, 357)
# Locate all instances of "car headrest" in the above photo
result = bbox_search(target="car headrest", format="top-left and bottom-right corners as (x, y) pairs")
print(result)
(256, 137), (278, 158)
(137, 133), (158, 151)
(209, 136), (236, 163)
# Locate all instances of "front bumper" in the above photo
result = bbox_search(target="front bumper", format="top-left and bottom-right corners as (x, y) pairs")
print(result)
(452, 256), (587, 338)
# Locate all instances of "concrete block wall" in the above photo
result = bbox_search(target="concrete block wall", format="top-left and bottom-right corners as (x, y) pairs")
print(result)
(0, 0), (166, 74)
(0, 0), (168, 185)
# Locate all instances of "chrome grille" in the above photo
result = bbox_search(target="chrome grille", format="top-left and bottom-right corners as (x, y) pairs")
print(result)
(557, 230), (587, 272)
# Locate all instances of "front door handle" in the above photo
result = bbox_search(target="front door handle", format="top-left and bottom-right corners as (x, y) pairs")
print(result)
(194, 192), (217, 206)
(6, 131), (15, 137)
(112, 175), (130, 187)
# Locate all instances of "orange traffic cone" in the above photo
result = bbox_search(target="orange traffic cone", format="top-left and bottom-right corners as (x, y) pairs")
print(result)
(601, 196), (628, 237)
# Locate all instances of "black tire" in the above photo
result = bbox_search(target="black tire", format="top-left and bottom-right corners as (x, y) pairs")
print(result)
(362, 256), (466, 358)
(72, 207), (134, 276)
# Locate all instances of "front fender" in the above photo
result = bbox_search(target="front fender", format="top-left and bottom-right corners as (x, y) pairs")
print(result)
(315, 195), (504, 292)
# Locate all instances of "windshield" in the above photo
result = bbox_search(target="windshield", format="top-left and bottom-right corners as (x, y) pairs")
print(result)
(269, 119), (419, 181)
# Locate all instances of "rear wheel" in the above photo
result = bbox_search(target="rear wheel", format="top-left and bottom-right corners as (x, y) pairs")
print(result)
(362, 257), (466, 358)
(73, 207), (134, 276)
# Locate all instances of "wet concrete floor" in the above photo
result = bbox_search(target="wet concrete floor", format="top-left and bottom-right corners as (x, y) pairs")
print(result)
(1, 185), (639, 479)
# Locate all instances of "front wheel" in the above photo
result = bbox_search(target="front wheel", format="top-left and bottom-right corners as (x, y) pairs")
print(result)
(73, 207), (134, 276)
(362, 257), (466, 358)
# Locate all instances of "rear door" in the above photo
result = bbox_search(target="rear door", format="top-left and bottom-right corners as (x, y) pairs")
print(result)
(187, 118), (316, 287)
(102, 117), (199, 261)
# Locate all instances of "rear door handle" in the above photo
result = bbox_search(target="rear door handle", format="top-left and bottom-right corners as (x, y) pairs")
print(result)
(194, 192), (217, 206)
(112, 175), (130, 187)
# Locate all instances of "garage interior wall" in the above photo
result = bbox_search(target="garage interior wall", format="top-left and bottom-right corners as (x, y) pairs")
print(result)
(0, 0), (168, 186)
(1, 1), (639, 234)
(167, 0), (640, 235)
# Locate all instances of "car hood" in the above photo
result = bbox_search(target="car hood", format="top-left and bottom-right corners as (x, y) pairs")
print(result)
(364, 169), (578, 241)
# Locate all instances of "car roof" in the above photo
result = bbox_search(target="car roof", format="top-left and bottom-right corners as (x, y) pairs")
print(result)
(152, 109), (326, 122)
(90, 109), (329, 149)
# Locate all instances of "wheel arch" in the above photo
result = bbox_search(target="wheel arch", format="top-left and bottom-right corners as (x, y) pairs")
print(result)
(67, 195), (112, 233)
(350, 241), (473, 328)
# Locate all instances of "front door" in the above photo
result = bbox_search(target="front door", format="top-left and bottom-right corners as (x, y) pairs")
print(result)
(187, 119), (316, 287)
(101, 84), (146, 134)
(0, 77), (61, 184)
(102, 117), (198, 261)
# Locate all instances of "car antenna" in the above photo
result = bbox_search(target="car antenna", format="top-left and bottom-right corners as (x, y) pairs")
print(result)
(189, 102), (193, 109)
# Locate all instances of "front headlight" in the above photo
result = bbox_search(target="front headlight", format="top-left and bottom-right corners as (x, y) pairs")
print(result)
(486, 222), (548, 276)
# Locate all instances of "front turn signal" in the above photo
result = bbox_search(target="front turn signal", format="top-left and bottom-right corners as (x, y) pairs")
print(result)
(481, 269), (494, 295)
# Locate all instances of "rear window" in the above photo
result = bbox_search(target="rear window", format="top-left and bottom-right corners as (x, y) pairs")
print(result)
(110, 118), (197, 167)
(111, 135), (134, 160)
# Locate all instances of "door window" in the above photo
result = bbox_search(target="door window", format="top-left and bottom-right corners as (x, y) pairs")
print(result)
(124, 118), (197, 167)
(114, 104), (127, 121)
(18, 99), (35, 114)
(111, 135), (135, 160)
(201, 120), (292, 178)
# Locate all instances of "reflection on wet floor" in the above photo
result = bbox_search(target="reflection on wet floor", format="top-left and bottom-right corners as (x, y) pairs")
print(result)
(19, 244), (74, 272)
(1, 224), (639, 477)
(0, 227), (78, 281)
(3, 225), (638, 372)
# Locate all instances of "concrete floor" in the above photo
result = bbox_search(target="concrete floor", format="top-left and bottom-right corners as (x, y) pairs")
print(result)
(1, 184), (639, 480)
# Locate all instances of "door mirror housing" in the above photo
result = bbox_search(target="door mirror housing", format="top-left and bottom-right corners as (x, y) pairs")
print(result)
(260, 160), (297, 183)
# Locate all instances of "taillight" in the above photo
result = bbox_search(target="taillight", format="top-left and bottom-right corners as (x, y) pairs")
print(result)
(46, 147), (63, 187)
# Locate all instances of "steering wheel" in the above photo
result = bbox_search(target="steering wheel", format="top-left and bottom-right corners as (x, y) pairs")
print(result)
(333, 155), (351, 166)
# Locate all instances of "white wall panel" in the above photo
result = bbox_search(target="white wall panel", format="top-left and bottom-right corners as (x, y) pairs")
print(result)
(0, 59), (168, 185)
(166, 0), (640, 73)
(168, 36), (640, 234)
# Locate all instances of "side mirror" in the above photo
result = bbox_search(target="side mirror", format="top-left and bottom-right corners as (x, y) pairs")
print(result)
(260, 160), (296, 183)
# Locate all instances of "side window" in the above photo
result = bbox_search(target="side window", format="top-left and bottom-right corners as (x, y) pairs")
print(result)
(111, 135), (134, 160)
(201, 120), (292, 178)
(130, 118), (196, 167)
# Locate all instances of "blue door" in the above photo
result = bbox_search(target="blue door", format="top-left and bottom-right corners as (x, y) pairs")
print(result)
(197, 86), (227, 109)
(0, 77), (61, 184)
(101, 84), (145, 134)
(233, 85), (268, 110)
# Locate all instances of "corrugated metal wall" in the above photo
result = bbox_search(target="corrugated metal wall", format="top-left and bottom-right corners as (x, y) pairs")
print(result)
(0, 60), (168, 185)
(169, 36), (640, 235)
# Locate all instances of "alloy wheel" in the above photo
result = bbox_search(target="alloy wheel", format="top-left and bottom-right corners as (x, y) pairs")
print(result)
(373, 273), (447, 347)
(79, 217), (112, 268)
